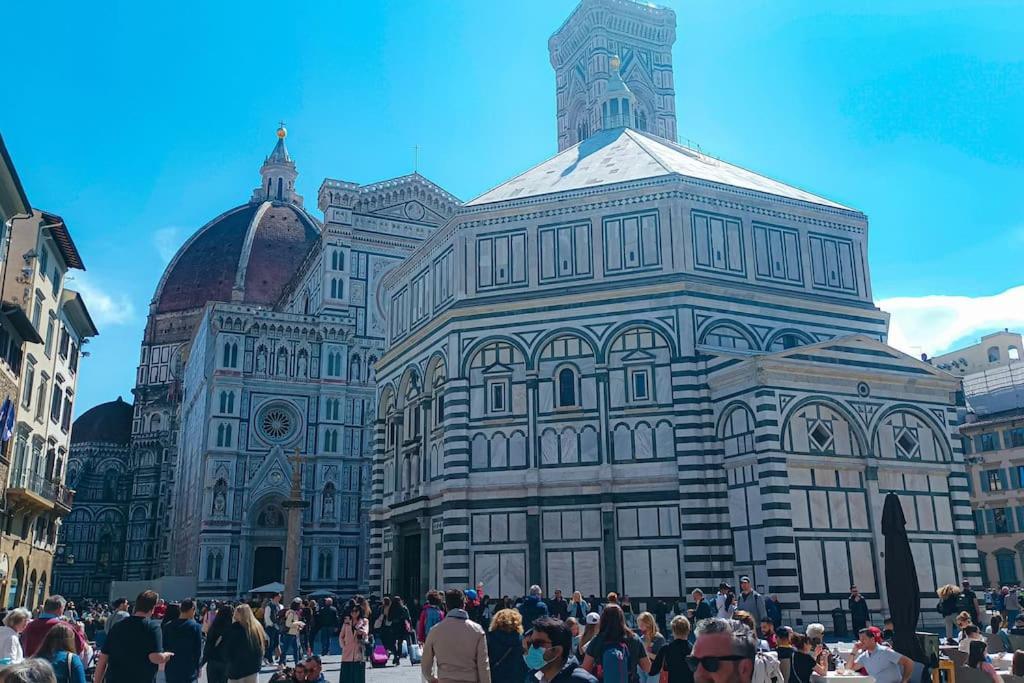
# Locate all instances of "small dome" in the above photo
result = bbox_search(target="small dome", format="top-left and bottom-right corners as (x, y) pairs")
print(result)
(72, 397), (133, 445)
(154, 202), (320, 314)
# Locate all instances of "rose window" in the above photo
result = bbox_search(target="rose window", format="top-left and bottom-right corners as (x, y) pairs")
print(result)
(257, 403), (298, 442)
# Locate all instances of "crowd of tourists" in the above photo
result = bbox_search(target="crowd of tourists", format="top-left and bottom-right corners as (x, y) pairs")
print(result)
(0, 577), (1019, 683)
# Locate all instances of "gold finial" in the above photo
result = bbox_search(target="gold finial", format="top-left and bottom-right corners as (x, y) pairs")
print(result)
(609, 55), (621, 71)
(276, 121), (287, 139)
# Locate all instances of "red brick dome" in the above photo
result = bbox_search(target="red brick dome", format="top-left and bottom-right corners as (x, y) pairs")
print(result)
(153, 201), (321, 314)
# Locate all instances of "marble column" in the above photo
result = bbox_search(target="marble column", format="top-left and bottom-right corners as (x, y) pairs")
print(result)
(282, 449), (309, 599)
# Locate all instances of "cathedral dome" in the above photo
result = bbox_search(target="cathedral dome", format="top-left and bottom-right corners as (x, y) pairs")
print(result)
(72, 396), (133, 445)
(153, 201), (320, 314)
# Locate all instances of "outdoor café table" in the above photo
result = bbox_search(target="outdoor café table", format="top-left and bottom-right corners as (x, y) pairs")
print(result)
(992, 652), (1014, 671)
(822, 672), (874, 683)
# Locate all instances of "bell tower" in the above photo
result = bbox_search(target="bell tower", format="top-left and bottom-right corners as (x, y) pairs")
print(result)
(548, 0), (677, 151)
(253, 123), (303, 206)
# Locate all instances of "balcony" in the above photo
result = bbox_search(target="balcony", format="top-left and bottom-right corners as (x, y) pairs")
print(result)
(7, 467), (74, 514)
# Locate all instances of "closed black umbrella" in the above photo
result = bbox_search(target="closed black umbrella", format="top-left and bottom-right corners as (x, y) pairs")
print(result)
(882, 491), (926, 661)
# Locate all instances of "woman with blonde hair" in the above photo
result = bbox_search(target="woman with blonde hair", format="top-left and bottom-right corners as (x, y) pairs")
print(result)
(937, 584), (963, 643)
(226, 604), (267, 683)
(637, 612), (667, 682)
(569, 591), (590, 622)
(487, 609), (527, 683)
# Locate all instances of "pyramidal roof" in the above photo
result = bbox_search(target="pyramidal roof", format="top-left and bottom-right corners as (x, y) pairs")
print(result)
(467, 127), (856, 212)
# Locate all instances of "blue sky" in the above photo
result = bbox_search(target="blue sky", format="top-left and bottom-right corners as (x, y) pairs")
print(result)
(2, 0), (1022, 415)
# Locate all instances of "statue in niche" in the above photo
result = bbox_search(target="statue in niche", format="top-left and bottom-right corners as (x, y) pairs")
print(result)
(322, 484), (336, 519)
(212, 479), (228, 516)
(255, 347), (267, 374)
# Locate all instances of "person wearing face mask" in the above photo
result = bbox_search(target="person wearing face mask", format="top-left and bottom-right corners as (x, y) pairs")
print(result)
(525, 618), (598, 683)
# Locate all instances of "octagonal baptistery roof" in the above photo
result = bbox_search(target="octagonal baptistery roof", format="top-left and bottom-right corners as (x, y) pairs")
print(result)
(72, 396), (134, 446)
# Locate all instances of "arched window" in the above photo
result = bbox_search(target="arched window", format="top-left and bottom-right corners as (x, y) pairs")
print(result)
(317, 550), (333, 579)
(557, 367), (577, 408)
(701, 324), (754, 351)
(276, 177), (283, 200)
(988, 346), (1001, 362)
(149, 413), (162, 432)
(103, 469), (118, 500)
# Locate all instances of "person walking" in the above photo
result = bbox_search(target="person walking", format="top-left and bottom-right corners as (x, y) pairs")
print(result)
(519, 586), (550, 630)
(549, 591), (570, 622)
(316, 598), (339, 657)
(387, 596), (413, 666)
(421, 589), (491, 683)
(33, 623), (86, 683)
(936, 584), (962, 644)
(21, 596), (89, 659)
(339, 603), (368, 683)
(580, 604), (651, 683)
(568, 593), (590, 623)
(848, 586), (870, 633)
(648, 616), (693, 683)
(524, 617), (598, 683)
(417, 591), (446, 643)
(280, 598), (305, 667)
(225, 604), (267, 683)
(486, 609), (527, 683)
(199, 605), (233, 683)
(735, 578), (766, 625)
(162, 598), (203, 683)
(262, 593), (284, 666)
(94, 590), (170, 683)
(0, 608), (31, 664)
(105, 599), (130, 635)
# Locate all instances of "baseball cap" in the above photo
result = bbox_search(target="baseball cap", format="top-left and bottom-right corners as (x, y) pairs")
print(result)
(586, 612), (600, 625)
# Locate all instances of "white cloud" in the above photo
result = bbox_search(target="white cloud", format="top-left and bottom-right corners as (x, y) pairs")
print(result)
(153, 226), (183, 263)
(879, 285), (1024, 358)
(68, 273), (136, 327)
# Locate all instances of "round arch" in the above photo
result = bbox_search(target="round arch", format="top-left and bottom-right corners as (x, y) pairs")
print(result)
(780, 395), (869, 456)
(697, 320), (761, 352)
(529, 328), (598, 369)
(869, 403), (953, 463)
(459, 335), (530, 376)
(396, 365), (423, 408)
(765, 328), (816, 351)
(600, 321), (678, 362)
(716, 400), (757, 440)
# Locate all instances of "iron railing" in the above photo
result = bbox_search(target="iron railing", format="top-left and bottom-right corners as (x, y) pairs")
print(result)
(8, 466), (74, 508)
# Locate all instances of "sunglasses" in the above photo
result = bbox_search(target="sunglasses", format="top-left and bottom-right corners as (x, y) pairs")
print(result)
(687, 655), (749, 672)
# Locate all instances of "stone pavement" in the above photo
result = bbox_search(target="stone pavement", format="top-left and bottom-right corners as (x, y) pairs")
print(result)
(198, 655), (424, 683)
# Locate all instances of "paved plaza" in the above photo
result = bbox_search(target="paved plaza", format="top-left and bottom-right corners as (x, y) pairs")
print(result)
(198, 656), (423, 683)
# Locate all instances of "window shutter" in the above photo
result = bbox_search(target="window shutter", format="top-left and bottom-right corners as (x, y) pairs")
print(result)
(986, 509), (997, 533)
(1016, 507), (1024, 533)
(1013, 467), (1022, 489)
(1000, 469), (1010, 490)
(981, 472), (991, 492)
(975, 435), (985, 452)
(975, 510), (986, 534)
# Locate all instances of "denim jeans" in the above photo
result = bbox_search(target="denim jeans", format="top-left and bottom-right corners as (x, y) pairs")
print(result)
(280, 633), (301, 666)
(320, 628), (336, 655)
(265, 625), (280, 662)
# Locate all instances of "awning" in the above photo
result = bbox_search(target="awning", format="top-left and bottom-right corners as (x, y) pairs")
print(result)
(1, 303), (42, 344)
(60, 289), (99, 338)
(249, 581), (285, 594)
(0, 134), (30, 220)
(40, 211), (85, 270)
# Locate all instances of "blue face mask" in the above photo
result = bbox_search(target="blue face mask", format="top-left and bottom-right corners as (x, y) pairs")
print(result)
(524, 645), (550, 670)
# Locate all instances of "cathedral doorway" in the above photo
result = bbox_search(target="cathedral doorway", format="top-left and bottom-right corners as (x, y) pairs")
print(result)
(398, 529), (421, 601)
(253, 546), (283, 587)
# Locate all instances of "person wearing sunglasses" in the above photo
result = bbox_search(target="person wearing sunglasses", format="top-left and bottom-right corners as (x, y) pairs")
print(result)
(523, 617), (597, 683)
(690, 618), (756, 683)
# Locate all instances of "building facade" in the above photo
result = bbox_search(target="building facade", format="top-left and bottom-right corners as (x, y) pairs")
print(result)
(0, 204), (97, 608)
(932, 331), (1023, 377)
(369, 0), (978, 627)
(51, 398), (133, 601)
(56, 124), (459, 596)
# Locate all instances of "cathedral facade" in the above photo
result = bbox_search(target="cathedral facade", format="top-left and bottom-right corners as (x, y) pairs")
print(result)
(369, 0), (979, 626)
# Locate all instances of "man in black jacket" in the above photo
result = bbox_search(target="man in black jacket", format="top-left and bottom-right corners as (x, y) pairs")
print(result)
(848, 586), (870, 633)
(549, 590), (570, 621)
(316, 598), (340, 656)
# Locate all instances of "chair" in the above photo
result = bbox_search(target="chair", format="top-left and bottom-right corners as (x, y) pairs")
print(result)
(1008, 634), (1024, 652)
(948, 649), (969, 668)
(989, 635), (1007, 654)
(957, 666), (996, 683)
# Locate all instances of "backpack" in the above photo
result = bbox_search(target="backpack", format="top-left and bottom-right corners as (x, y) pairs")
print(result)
(596, 640), (632, 683)
(954, 593), (973, 614)
(753, 651), (783, 683)
(424, 606), (443, 637)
